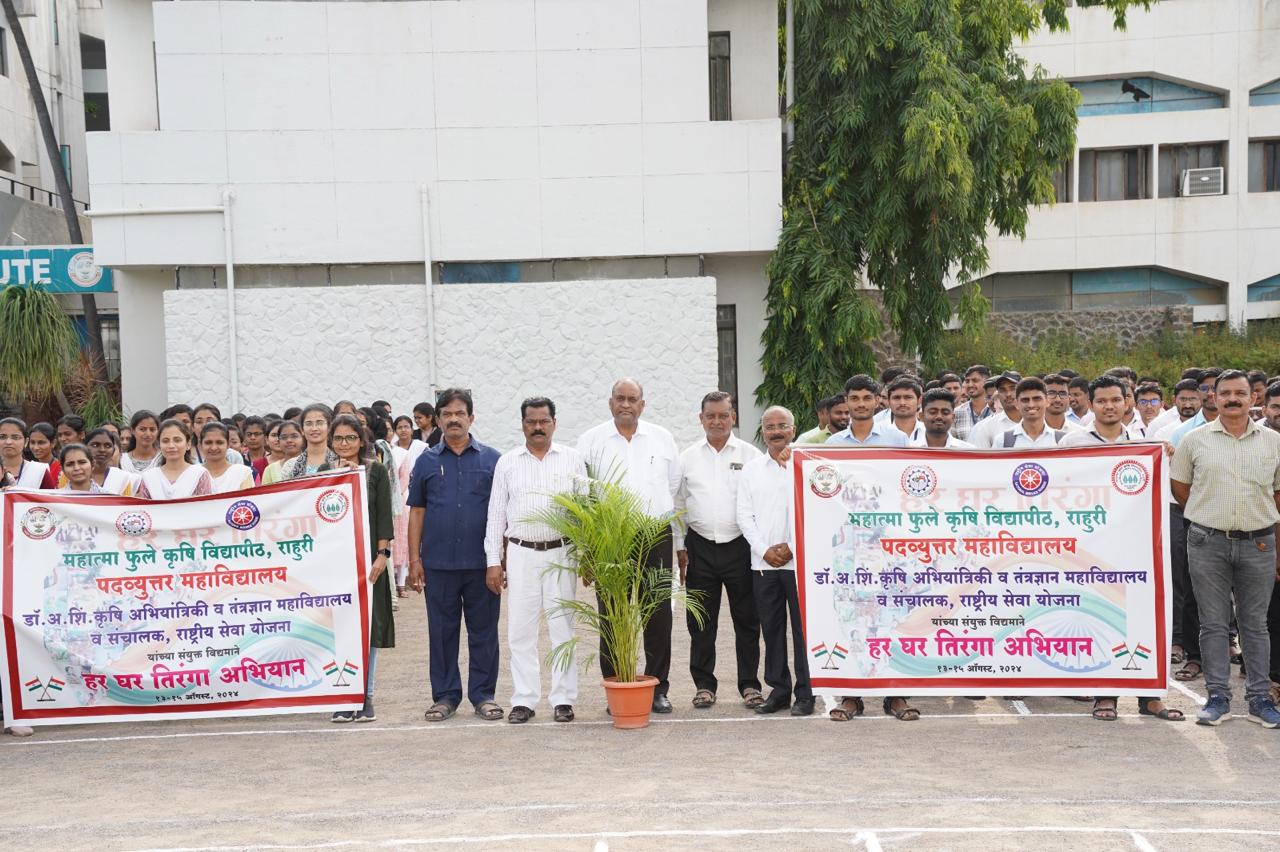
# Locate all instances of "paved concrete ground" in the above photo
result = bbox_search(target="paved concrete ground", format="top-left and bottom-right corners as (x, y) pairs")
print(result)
(4, 592), (1280, 852)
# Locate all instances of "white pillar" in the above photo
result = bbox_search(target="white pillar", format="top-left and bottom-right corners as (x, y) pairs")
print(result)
(102, 0), (158, 131)
(115, 268), (171, 413)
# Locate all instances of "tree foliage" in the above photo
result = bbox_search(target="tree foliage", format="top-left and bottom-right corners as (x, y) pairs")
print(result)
(758, 0), (1153, 417)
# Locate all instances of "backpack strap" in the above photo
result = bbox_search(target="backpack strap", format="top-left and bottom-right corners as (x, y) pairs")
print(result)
(1002, 430), (1016, 448)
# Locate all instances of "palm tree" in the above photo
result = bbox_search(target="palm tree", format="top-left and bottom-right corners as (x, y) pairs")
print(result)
(0, 0), (107, 386)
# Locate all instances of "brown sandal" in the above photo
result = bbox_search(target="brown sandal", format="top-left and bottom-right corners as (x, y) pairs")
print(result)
(741, 688), (764, 709)
(1091, 698), (1118, 721)
(691, 689), (716, 709)
(423, 701), (456, 722)
(884, 697), (920, 721)
(829, 697), (864, 721)
(1174, 660), (1202, 682)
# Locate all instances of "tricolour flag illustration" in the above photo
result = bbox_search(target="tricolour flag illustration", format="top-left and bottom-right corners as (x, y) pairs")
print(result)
(342, 660), (359, 676)
(47, 678), (64, 692)
(1133, 644), (1151, 660)
(831, 644), (849, 660)
(24, 678), (41, 693)
(811, 642), (828, 658)
(1112, 642), (1129, 658)
(323, 661), (339, 676)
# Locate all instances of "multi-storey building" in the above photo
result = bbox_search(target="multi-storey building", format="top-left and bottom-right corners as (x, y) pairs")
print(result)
(85, 0), (1280, 443)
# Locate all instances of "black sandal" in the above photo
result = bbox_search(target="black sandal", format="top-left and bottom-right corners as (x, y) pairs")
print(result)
(883, 697), (920, 721)
(507, 705), (534, 724)
(1138, 699), (1184, 722)
(1091, 698), (1118, 721)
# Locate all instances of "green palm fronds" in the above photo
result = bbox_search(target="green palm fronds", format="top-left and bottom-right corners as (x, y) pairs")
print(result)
(528, 475), (705, 684)
(0, 285), (79, 400)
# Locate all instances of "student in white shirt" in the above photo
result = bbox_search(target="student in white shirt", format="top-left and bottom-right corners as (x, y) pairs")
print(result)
(675, 391), (764, 710)
(736, 406), (813, 717)
(968, 372), (1022, 448)
(886, 376), (925, 444)
(576, 378), (681, 713)
(995, 378), (1066, 449)
(910, 389), (974, 448)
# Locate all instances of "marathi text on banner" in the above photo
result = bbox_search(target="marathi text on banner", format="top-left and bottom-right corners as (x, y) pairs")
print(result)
(1, 471), (371, 725)
(794, 445), (1170, 696)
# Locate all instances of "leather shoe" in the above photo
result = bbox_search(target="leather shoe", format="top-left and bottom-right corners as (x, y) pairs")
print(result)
(652, 693), (673, 714)
(790, 698), (815, 716)
(755, 693), (791, 714)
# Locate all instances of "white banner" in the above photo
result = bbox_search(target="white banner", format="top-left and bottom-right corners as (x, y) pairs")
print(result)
(2, 471), (371, 725)
(793, 445), (1170, 696)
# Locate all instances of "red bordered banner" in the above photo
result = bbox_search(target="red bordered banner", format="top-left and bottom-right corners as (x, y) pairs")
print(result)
(792, 444), (1169, 696)
(1, 470), (371, 725)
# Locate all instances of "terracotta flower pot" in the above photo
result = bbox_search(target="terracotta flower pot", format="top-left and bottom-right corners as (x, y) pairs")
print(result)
(602, 675), (659, 729)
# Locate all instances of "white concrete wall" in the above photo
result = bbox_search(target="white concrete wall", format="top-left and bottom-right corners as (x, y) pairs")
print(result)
(161, 277), (719, 450)
(88, 0), (783, 267)
(101, 0), (157, 133)
(988, 0), (1280, 324)
(707, 253), (769, 437)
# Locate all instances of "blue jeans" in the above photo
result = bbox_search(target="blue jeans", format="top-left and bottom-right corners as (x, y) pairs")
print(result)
(365, 646), (378, 700)
(1186, 524), (1275, 702)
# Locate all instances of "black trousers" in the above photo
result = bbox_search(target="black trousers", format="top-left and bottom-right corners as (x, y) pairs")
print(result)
(1170, 504), (1201, 661)
(599, 532), (673, 695)
(752, 568), (811, 702)
(685, 531), (761, 695)
(1269, 579), (1280, 683)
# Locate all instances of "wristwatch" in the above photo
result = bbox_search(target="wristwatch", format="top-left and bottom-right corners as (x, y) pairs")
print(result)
(378, 548), (392, 558)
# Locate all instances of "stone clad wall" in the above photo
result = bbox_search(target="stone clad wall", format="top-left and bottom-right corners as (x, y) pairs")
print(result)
(163, 277), (718, 451)
(983, 306), (1193, 349)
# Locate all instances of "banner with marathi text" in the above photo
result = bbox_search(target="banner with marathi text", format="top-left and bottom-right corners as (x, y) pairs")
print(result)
(1, 471), (370, 725)
(793, 445), (1169, 696)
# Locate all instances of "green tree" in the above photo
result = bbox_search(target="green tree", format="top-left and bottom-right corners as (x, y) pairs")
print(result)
(758, 0), (1152, 421)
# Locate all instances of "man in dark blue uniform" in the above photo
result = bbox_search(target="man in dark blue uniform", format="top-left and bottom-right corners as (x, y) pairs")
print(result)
(407, 388), (503, 722)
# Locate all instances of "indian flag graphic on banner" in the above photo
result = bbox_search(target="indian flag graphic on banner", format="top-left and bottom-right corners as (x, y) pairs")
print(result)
(342, 660), (359, 677)
(1133, 644), (1151, 660)
(323, 661), (339, 676)
(47, 677), (64, 692)
(24, 677), (41, 693)
(831, 643), (849, 660)
(811, 642), (828, 659)
(1112, 642), (1129, 658)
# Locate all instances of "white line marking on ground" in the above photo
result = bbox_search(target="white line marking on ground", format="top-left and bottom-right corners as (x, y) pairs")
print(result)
(1169, 679), (1206, 706)
(123, 825), (1280, 852)
(863, 831), (883, 852)
(1011, 700), (1031, 716)
(1130, 830), (1159, 852)
(8, 709), (1165, 747)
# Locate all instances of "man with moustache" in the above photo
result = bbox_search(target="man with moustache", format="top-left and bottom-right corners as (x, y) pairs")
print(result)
(952, 364), (993, 441)
(577, 378), (682, 713)
(911, 389), (973, 448)
(737, 406), (813, 716)
(796, 396), (850, 445)
(967, 372), (1023, 448)
(1172, 370), (1280, 728)
(484, 397), (587, 724)
(408, 388), (504, 723)
(1168, 368), (1223, 448)
(1153, 379), (1204, 441)
(675, 391), (764, 710)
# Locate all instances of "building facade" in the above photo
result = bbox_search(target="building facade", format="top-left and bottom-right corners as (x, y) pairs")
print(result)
(85, 0), (1280, 442)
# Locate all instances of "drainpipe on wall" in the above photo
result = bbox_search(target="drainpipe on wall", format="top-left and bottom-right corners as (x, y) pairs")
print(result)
(785, 0), (795, 148)
(221, 190), (239, 413)
(420, 184), (437, 397)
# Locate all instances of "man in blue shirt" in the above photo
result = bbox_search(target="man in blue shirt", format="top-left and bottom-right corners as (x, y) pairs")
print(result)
(407, 388), (503, 722)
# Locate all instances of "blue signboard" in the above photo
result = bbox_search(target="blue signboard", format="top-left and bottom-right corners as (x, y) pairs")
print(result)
(0, 245), (113, 293)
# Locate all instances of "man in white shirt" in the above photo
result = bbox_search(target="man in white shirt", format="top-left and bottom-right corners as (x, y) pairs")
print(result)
(1136, 383), (1165, 430)
(1043, 374), (1082, 434)
(887, 376), (925, 444)
(826, 374), (909, 448)
(1153, 378), (1203, 441)
(576, 378), (682, 713)
(967, 372), (1022, 448)
(994, 378), (1064, 449)
(1060, 376), (1186, 723)
(1066, 376), (1095, 428)
(736, 405), (813, 717)
(485, 397), (587, 725)
(910, 389), (974, 448)
(675, 391), (764, 710)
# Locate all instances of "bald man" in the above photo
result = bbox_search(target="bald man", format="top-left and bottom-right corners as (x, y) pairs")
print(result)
(576, 378), (682, 713)
(736, 406), (814, 716)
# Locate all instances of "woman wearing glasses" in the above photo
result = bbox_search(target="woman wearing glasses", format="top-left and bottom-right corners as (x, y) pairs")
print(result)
(0, 418), (56, 489)
(321, 414), (394, 723)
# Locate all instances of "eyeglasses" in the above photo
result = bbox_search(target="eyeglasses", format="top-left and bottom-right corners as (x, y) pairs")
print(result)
(1198, 384), (1213, 392)
(1045, 391), (1069, 399)
(1136, 399), (1162, 407)
(302, 420), (328, 428)
(331, 434), (361, 444)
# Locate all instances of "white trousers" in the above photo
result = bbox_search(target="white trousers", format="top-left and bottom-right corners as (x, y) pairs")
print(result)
(507, 543), (578, 709)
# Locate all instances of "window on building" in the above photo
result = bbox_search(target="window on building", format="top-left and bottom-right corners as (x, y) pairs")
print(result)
(99, 316), (120, 381)
(1072, 268), (1223, 308)
(1248, 140), (1280, 193)
(716, 304), (738, 406)
(1079, 147), (1149, 202)
(1072, 77), (1224, 117)
(1248, 274), (1280, 303)
(1050, 160), (1072, 203)
(1250, 79), (1280, 107)
(1157, 142), (1224, 198)
(708, 32), (731, 122)
(0, 27), (8, 77)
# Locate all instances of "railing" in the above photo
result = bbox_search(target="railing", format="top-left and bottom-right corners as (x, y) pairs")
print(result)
(0, 175), (89, 213)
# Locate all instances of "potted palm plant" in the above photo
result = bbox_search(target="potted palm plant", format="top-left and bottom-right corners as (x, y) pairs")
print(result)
(531, 476), (704, 729)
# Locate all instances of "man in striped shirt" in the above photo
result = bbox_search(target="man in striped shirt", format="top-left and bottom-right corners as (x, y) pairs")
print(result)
(951, 364), (994, 441)
(485, 397), (587, 725)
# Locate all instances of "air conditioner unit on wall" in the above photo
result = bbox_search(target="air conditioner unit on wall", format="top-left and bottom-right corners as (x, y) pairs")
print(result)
(1180, 167), (1224, 197)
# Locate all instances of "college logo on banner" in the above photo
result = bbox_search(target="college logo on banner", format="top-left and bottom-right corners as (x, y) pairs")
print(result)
(808, 464), (843, 498)
(315, 489), (350, 523)
(900, 465), (938, 498)
(1012, 462), (1049, 497)
(115, 510), (152, 537)
(225, 500), (261, 532)
(1111, 461), (1150, 496)
(20, 507), (56, 540)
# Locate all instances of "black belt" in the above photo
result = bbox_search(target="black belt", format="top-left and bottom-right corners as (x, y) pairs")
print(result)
(1193, 524), (1275, 541)
(507, 536), (570, 551)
